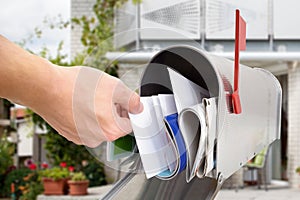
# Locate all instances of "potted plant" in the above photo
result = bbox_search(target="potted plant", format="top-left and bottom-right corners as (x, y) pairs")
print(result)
(68, 172), (89, 195)
(39, 167), (70, 195)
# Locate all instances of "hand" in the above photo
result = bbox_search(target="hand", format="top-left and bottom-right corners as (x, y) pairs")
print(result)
(36, 65), (143, 148)
(0, 35), (143, 148)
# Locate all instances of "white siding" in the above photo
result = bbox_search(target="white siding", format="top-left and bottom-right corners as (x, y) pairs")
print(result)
(288, 64), (300, 188)
(71, 0), (96, 59)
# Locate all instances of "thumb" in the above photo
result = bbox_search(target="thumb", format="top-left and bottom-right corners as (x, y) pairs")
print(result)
(114, 81), (143, 114)
(128, 92), (144, 114)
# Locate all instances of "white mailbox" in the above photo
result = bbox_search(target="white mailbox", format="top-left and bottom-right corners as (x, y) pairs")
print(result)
(140, 45), (281, 180)
(102, 45), (282, 200)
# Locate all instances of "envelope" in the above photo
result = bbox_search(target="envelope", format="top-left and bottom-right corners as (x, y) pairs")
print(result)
(126, 68), (217, 182)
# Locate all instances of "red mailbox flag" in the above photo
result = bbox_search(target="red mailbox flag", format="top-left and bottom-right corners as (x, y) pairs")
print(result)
(232, 9), (246, 114)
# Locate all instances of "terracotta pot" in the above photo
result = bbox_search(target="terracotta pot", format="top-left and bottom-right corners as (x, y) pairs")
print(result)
(42, 178), (68, 195)
(68, 180), (89, 196)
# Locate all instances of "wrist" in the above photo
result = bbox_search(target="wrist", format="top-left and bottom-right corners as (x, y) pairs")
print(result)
(23, 60), (60, 111)
(27, 64), (78, 129)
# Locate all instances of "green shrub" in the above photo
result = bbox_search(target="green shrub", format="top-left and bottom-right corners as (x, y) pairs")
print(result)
(20, 181), (43, 200)
(83, 161), (107, 187)
(296, 167), (300, 173)
(19, 171), (43, 200)
(0, 134), (14, 175)
(39, 167), (70, 181)
(2, 168), (31, 198)
(71, 172), (87, 181)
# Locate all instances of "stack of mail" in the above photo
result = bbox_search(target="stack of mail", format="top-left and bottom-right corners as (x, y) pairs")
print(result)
(129, 68), (217, 182)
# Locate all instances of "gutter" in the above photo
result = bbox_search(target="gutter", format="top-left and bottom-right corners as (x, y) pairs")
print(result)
(106, 51), (300, 63)
(106, 51), (300, 75)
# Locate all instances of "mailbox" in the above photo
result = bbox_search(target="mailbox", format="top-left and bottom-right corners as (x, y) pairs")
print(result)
(102, 45), (282, 200)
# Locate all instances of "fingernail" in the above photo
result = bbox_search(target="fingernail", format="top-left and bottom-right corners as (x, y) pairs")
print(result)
(137, 102), (144, 113)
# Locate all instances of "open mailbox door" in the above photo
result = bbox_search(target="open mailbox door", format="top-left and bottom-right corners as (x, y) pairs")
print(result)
(102, 45), (282, 200)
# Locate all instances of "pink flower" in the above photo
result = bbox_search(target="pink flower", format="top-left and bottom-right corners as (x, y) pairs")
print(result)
(29, 163), (37, 170)
(41, 162), (48, 169)
(68, 166), (75, 172)
(60, 162), (67, 168)
(24, 158), (33, 167)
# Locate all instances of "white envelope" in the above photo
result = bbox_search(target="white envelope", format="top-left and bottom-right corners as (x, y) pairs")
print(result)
(129, 97), (169, 178)
(167, 68), (209, 113)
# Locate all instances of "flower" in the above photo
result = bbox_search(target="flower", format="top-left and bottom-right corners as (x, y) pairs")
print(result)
(29, 163), (37, 170)
(68, 166), (75, 172)
(82, 160), (88, 167)
(41, 162), (48, 169)
(60, 162), (67, 168)
(19, 186), (26, 191)
(24, 158), (33, 167)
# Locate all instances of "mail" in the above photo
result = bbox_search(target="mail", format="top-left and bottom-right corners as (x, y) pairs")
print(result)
(129, 68), (218, 182)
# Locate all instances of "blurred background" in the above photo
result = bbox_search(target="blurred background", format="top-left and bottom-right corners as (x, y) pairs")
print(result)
(0, 0), (299, 199)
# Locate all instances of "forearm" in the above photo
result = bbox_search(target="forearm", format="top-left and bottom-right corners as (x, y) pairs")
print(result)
(0, 35), (58, 109)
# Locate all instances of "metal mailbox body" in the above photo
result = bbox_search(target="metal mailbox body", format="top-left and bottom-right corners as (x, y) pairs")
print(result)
(102, 45), (282, 200)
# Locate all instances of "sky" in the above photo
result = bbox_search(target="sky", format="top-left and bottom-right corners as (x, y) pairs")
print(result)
(0, 0), (70, 59)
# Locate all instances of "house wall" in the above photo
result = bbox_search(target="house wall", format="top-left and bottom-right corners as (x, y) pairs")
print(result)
(287, 64), (300, 188)
(118, 63), (146, 91)
(71, 0), (96, 59)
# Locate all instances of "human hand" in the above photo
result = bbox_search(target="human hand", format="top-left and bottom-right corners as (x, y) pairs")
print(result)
(34, 65), (143, 148)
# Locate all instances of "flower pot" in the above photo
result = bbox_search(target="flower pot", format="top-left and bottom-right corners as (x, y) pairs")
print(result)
(68, 180), (89, 195)
(42, 178), (68, 195)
